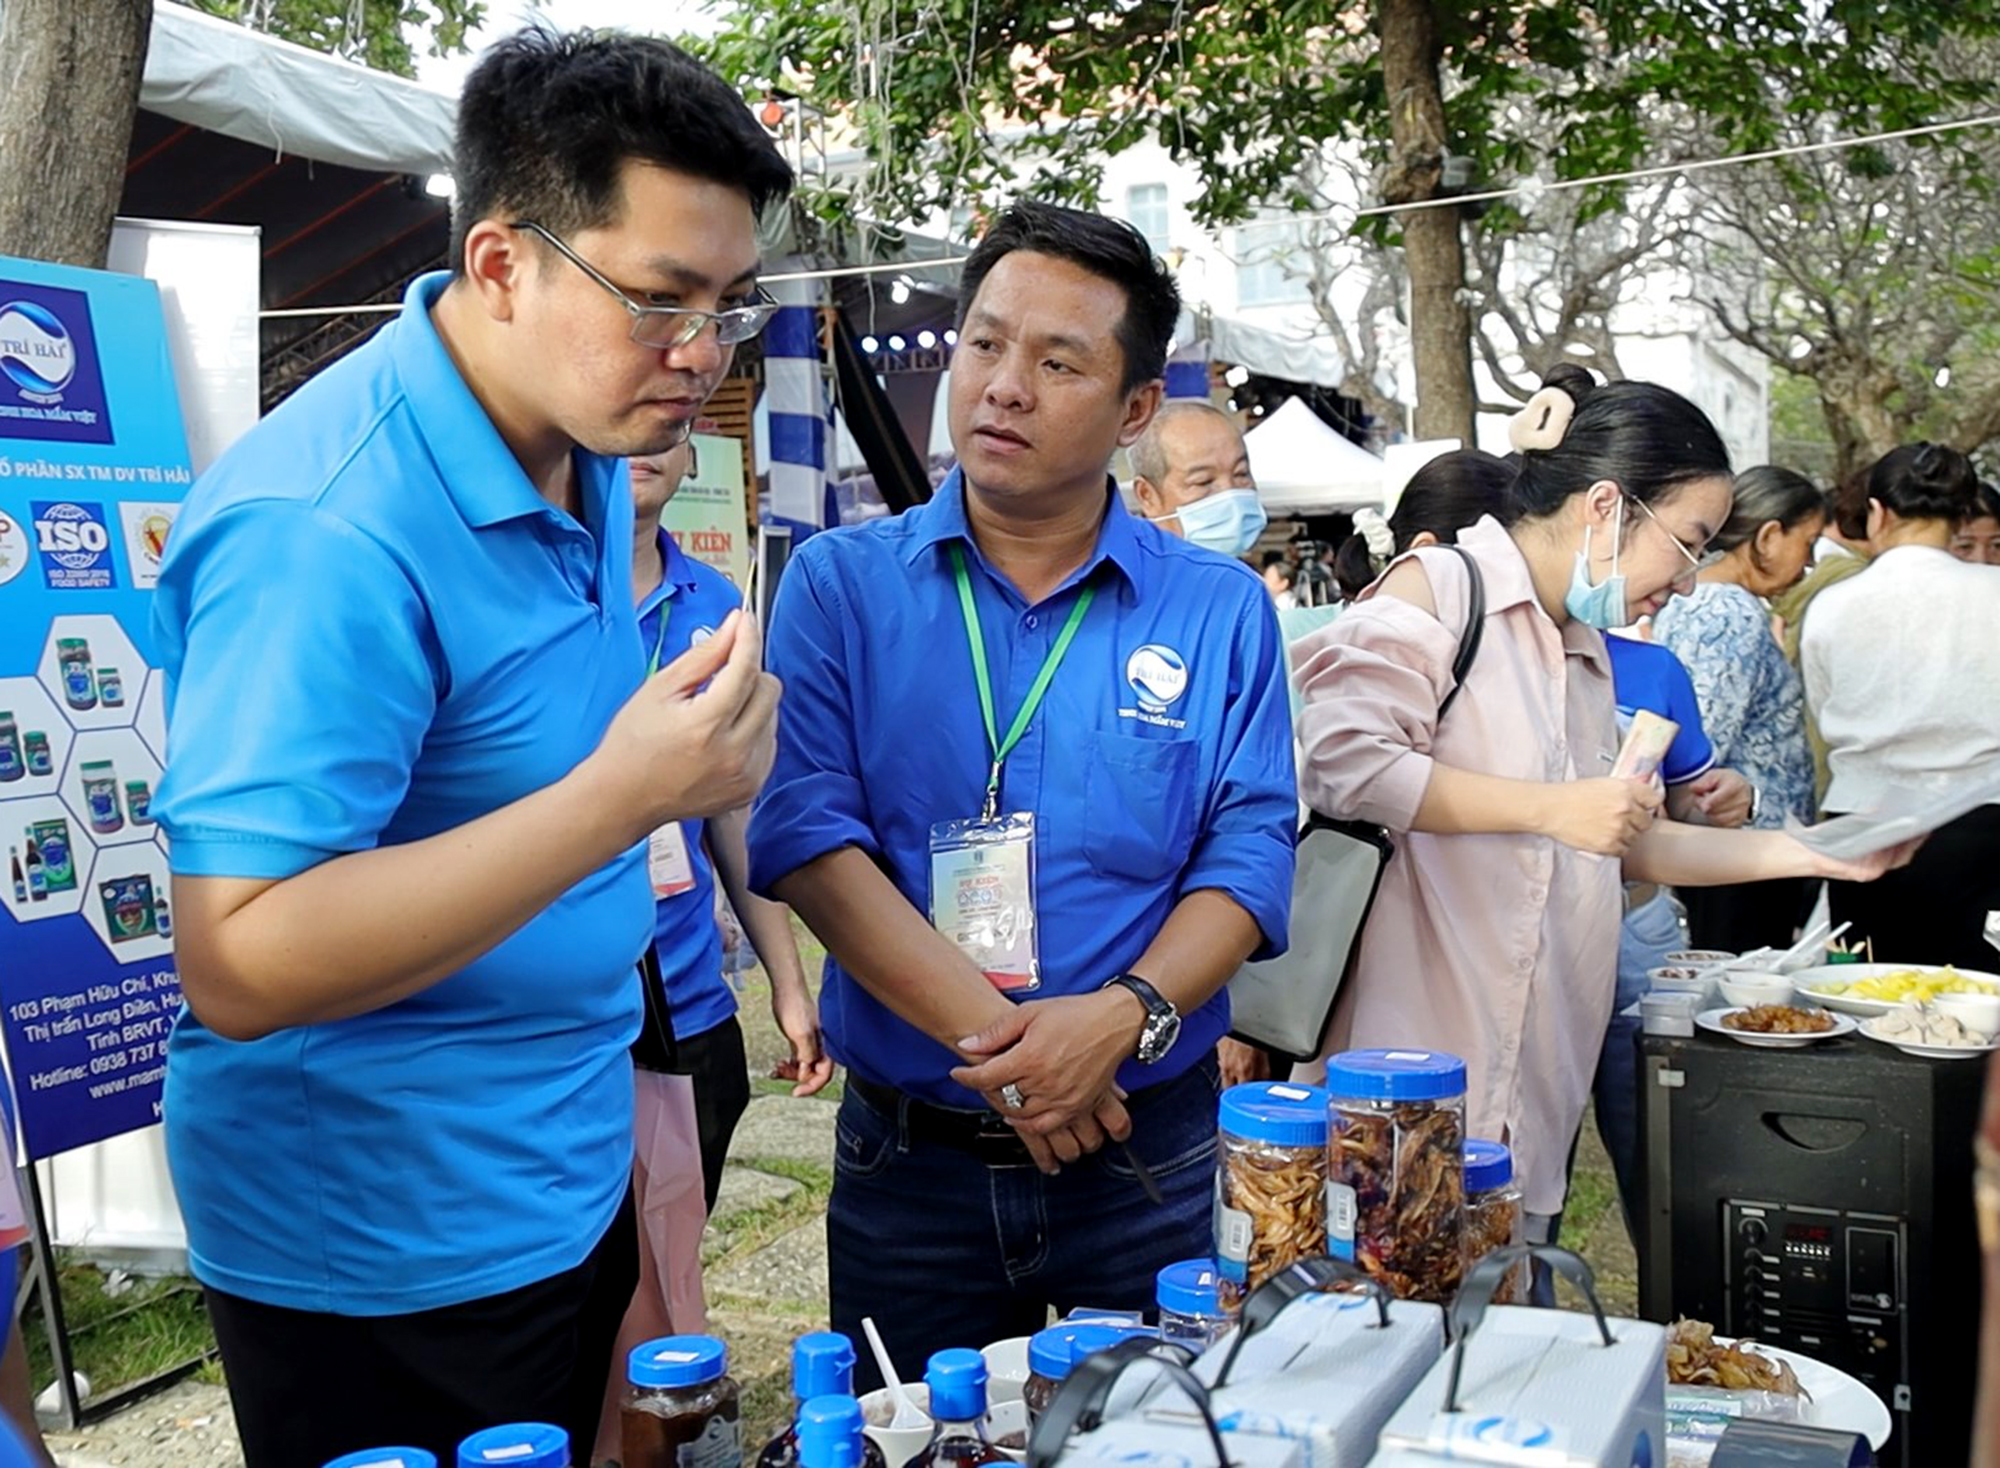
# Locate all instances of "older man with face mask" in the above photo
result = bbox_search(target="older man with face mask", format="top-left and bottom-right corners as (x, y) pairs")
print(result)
(1129, 399), (1268, 558)
(1129, 399), (1280, 1088)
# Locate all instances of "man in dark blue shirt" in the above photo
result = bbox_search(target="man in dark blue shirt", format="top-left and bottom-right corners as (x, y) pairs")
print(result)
(749, 201), (1296, 1380)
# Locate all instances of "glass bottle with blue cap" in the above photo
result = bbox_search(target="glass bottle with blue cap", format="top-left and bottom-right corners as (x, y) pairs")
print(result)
(910, 1349), (1009, 1468)
(1324, 1048), (1468, 1304)
(757, 1333), (886, 1468)
(324, 1450), (437, 1468)
(456, 1423), (568, 1468)
(621, 1334), (742, 1468)
(796, 1394), (870, 1468)
(1215, 1080), (1332, 1308)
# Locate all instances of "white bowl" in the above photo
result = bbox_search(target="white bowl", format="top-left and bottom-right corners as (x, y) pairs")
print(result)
(981, 1336), (1032, 1404)
(1665, 949), (1736, 969)
(861, 1386), (1025, 1468)
(1648, 967), (1715, 1004)
(1718, 970), (1796, 1009)
(987, 1399), (1030, 1460)
(861, 1385), (934, 1468)
(1935, 990), (2000, 1039)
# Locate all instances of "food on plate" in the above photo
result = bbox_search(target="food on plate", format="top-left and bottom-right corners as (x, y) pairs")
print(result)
(1865, 1005), (1986, 1049)
(1811, 966), (1997, 1003)
(1722, 1005), (1835, 1035)
(1665, 1319), (1807, 1397)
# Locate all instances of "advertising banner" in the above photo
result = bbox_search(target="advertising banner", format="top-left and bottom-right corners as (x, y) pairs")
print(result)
(660, 430), (751, 589)
(0, 255), (193, 1161)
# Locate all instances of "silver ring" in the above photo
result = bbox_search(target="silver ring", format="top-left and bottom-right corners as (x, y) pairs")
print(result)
(999, 1083), (1026, 1112)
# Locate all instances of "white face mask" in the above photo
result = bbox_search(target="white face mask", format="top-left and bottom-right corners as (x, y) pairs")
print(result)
(1157, 488), (1267, 556)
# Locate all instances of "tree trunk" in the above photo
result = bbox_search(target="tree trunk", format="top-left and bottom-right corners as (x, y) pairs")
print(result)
(1377, 0), (1475, 444)
(1814, 352), (1903, 486)
(0, 0), (154, 268)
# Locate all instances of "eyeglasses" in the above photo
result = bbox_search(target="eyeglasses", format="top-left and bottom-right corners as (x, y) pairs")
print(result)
(1628, 495), (1706, 593)
(511, 220), (778, 349)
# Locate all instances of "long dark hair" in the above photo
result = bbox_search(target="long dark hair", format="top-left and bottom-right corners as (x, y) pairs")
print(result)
(1334, 450), (1513, 599)
(1507, 363), (1732, 522)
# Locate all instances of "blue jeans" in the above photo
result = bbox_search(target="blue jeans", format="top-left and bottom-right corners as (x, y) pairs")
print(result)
(828, 1055), (1220, 1391)
(1592, 892), (1683, 1234)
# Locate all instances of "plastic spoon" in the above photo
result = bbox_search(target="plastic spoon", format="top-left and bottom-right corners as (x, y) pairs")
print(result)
(863, 1315), (928, 1429)
(1771, 920), (1850, 973)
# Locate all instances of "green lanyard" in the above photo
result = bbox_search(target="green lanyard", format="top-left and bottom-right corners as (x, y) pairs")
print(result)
(646, 600), (672, 677)
(950, 543), (1097, 822)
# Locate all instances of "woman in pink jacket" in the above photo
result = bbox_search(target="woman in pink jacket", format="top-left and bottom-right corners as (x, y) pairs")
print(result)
(1296, 364), (1910, 1245)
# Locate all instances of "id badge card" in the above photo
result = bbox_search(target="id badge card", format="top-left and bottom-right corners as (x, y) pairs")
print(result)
(647, 822), (697, 900)
(929, 812), (1041, 992)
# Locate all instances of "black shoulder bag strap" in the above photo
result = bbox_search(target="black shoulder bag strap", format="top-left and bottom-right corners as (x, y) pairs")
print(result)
(1434, 542), (1486, 720)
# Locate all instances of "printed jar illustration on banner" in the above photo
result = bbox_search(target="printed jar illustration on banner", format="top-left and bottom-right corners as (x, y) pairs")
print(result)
(0, 614), (171, 965)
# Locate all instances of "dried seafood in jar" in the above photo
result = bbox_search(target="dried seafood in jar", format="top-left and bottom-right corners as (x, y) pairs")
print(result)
(1215, 1082), (1330, 1309)
(1462, 1139), (1524, 1304)
(1325, 1050), (1467, 1304)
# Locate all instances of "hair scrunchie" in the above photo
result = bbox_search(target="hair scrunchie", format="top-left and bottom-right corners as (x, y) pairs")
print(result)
(1353, 506), (1396, 573)
(1509, 385), (1576, 453)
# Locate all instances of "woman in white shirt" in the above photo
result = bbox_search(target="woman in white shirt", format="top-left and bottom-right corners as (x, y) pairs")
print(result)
(1803, 443), (2000, 967)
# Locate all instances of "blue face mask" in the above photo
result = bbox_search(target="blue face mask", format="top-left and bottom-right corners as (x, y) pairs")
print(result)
(1168, 488), (1267, 556)
(1564, 502), (1628, 629)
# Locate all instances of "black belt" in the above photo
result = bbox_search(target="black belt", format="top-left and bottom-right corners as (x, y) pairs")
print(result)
(847, 1058), (1212, 1168)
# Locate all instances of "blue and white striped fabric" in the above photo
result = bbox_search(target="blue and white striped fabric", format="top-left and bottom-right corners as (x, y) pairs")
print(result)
(762, 280), (831, 533)
(1164, 339), (1210, 399)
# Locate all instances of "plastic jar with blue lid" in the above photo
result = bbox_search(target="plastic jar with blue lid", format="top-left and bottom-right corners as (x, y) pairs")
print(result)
(456, 1423), (568, 1468)
(1215, 1081), (1330, 1309)
(621, 1334), (742, 1468)
(324, 1450), (436, 1468)
(1154, 1258), (1231, 1350)
(1463, 1138), (1524, 1302)
(1324, 1049), (1467, 1304)
(1020, 1322), (1154, 1423)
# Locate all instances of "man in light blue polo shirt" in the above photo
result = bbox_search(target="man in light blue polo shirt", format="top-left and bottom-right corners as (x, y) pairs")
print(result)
(151, 31), (789, 1466)
(748, 200), (1296, 1383)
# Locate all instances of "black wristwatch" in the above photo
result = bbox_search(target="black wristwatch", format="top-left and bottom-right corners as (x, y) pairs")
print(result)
(1103, 974), (1181, 1065)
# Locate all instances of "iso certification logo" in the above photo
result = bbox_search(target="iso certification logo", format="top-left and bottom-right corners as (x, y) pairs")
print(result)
(30, 501), (117, 590)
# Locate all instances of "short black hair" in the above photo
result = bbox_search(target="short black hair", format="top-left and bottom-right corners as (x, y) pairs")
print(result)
(1508, 363), (1732, 521)
(1868, 441), (1979, 524)
(451, 28), (794, 270)
(957, 198), (1182, 394)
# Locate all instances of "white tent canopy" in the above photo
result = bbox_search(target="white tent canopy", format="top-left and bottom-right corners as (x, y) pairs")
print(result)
(1177, 308), (1350, 392)
(1246, 396), (1385, 514)
(142, 0), (458, 176)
